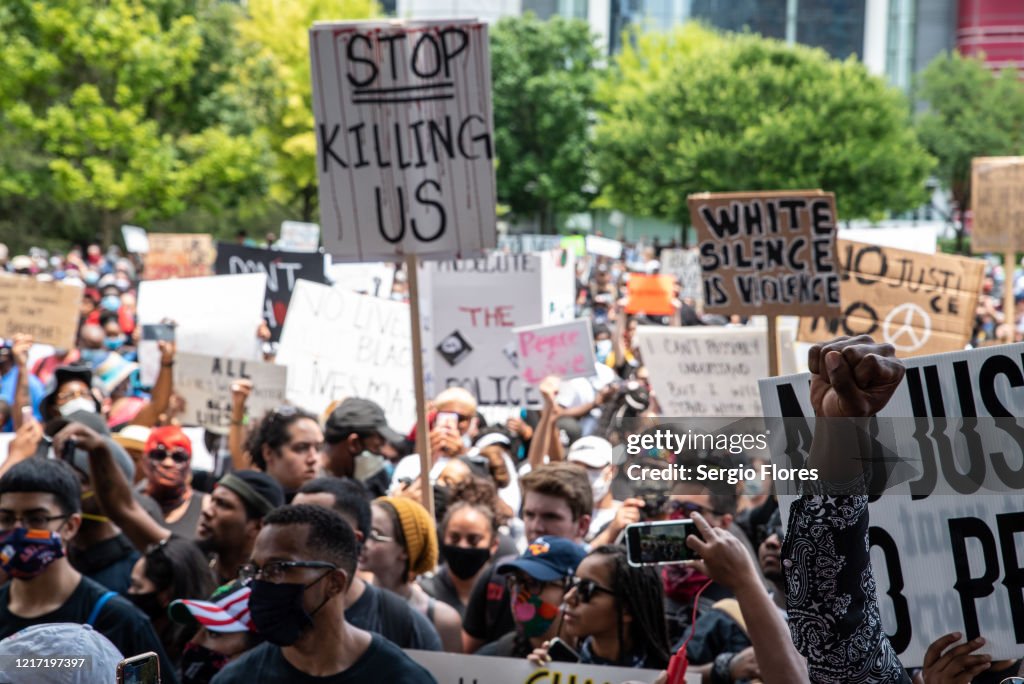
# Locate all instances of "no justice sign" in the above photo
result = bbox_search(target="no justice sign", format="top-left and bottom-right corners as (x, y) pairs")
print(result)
(310, 20), (497, 261)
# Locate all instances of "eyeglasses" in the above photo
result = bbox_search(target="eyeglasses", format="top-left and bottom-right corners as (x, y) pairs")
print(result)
(368, 530), (394, 544)
(666, 500), (727, 519)
(0, 513), (70, 530)
(56, 389), (92, 403)
(506, 574), (561, 597)
(147, 447), (189, 464)
(563, 576), (615, 603)
(238, 560), (337, 584)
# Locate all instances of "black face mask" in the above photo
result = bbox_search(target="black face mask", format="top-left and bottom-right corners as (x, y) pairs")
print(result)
(248, 574), (331, 647)
(180, 642), (230, 684)
(128, 591), (165, 621)
(441, 544), (491, 580)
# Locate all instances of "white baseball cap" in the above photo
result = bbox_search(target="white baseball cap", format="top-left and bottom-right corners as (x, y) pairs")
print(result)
(567, 436), (614, 469)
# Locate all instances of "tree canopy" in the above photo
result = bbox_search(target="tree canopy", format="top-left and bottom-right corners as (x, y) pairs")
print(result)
(594, 24), (935, 225)
(490, 14), (600, 233)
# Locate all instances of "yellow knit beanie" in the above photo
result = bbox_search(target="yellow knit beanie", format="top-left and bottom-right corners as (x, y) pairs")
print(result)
(376, 496), (439, 577)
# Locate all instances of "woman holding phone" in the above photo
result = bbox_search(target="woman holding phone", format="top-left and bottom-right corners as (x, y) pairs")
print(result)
(530, 545), (671, 669)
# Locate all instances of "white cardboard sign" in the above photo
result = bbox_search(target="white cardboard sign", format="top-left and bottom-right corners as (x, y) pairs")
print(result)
(310, 20), (497, 261)
(514, 318), (596, 385)
(637, 325), (796, 417)
(759, 342), (1024, 666)
(407, 650), (680, 684)
(276, 281), (415, 430)
(279, 221), (321, 252)
(326, 259), (396, 298)
(421, 250), (575, 408)
(121, 225), (150, 254)
(585, 234), (623, 259)
(660, 248), (703, 304)
(136, 273), (266, 386)
(174, 352), (288, 434)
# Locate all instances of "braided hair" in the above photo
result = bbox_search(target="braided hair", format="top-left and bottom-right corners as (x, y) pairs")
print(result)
(589, 545), (671, 669)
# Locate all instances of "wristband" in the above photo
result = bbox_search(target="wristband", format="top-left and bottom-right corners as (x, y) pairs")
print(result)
(161, 361), (175, 368)
(711, 652), (735, 684)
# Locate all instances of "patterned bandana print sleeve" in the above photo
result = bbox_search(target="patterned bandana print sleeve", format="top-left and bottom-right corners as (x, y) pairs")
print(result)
(782, 494), (910, 684)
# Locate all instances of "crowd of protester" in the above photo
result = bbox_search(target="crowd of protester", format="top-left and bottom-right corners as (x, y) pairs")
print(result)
(0, 236), (1019, 683)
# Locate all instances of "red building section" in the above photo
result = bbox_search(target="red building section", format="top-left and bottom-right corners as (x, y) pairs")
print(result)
(957, 0), (1024, 70)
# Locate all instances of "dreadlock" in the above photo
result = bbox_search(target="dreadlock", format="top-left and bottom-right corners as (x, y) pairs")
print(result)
(589, 545), (671, 669)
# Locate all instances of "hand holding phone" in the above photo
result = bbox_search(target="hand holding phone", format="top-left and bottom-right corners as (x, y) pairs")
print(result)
(546, 637), (581, 663)
(117, 652), (160, 684)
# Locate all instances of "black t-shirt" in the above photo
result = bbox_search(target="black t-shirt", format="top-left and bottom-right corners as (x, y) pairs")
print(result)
(210, 634), (437, 683)
(418, 567), (464, 618)
(0, 575), (178, 684)
(476, 631), (532, 659)
(461, 556), (515, 647)
(67, 533), (139, 595)
(344, 583), (442, 651)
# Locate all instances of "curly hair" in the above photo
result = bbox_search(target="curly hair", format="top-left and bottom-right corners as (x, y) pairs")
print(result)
(245, 406), (318, 470)
(441, 476), (508, 539)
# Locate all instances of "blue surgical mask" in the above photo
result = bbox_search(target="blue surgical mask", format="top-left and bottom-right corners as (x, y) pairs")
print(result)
(595, 339), (613, 363)
(104, 337), (125, 351)
(100, 295), (121, 312)
(79, 349), (106, 367)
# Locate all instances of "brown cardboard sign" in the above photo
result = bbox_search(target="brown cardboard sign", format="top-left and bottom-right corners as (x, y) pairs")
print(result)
(688, 190), (840, 317)
(0, 274), (83, 349)
(971, 156), (1024, 253)
(143, 233), (215, 280)
(799, 240), (985, 357)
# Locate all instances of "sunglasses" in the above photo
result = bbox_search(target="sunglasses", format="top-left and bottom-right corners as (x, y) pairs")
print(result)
(666, 500), (727, 519)
(147, 446), (189, 464)
(563, 576), (615, 603)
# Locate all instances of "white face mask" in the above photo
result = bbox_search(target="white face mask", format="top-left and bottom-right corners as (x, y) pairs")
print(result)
(59, 397), (96, 417)
(587, 467), (612, 504)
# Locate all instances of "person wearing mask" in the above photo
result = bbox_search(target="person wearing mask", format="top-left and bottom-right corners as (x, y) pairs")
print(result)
(55, 419), (285, 587)
(565, 436), (623, 542)
(170, 580), (263, 684)
(477, 536), (586, 658)
(390, 387), (477, 492)
(127, 535), (216, 664)
(322, 398), (402, 497)
(420, 479), (505, 617)
(360, 497), (463, 652)
(0, 458), (178, 682)
(211, 505), (437, 682)
(137, 426), (207, 538)
(530, 545), (671, 670)
(293, 477), (443, 652)
(462, 462), (592, 653)
(247, 406), (323, 501)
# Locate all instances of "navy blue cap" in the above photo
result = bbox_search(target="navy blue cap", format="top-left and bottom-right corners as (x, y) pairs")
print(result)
(496, 536), (587, 582)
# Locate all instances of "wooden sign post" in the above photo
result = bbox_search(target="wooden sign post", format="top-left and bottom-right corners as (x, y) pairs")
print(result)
(688, 190), (842, 378)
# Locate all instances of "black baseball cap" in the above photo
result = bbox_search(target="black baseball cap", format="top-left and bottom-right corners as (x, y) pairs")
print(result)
(40, 365), (101, 418)
(324, 398), (402, 444)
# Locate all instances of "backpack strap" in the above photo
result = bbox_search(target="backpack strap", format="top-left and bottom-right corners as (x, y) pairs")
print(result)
(87, 591), (117, 627)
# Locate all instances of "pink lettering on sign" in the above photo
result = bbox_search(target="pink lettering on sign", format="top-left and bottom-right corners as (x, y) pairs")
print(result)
(519, 329), (589, 384)
(518, 330), (580, 357)
(459, 305), (514, 327)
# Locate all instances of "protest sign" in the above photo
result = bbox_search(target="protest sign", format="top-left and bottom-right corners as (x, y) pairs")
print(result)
(625, 274), (675, 316)
(0, 274), (83, 349)
(214, 242), (327, 342)
(560, 235), (585, 258)
(798, 240), (985, 357)
(586, 234), (623, 259)
(660, 248), (703, 304)
(638, 325), (795, 417)
(278, 221), (321, 252)
(514, 319), (595, 385)
(326, 260), (395, 298)
(309, 20), (497, 261)
(121, 225), (150, 254)
(276, 281), (415, 429)
(137, 273), (265, 385)
(839, 225), (937, 254)
(971, 156), (1024, 252)
(688, 190), (840, 317)
(421, 251), (575, 409)
(174, 352), (288, 434)
(760, 341), (1024, 665)
(144, 233), (215, 280)
(406, 650), (678, 684)
(498, 233), (563, 253)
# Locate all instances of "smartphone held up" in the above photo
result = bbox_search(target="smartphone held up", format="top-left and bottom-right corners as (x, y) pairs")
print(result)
(625, 519), (702, 567)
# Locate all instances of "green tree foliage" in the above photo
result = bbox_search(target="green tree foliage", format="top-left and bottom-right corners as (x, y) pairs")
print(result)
(236, 0), (379, 222)
(595, 24), (934, 226)
(491, 14), (600, 233)
(916, 51), (1024, 252)
(0, 0), (271, 247)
